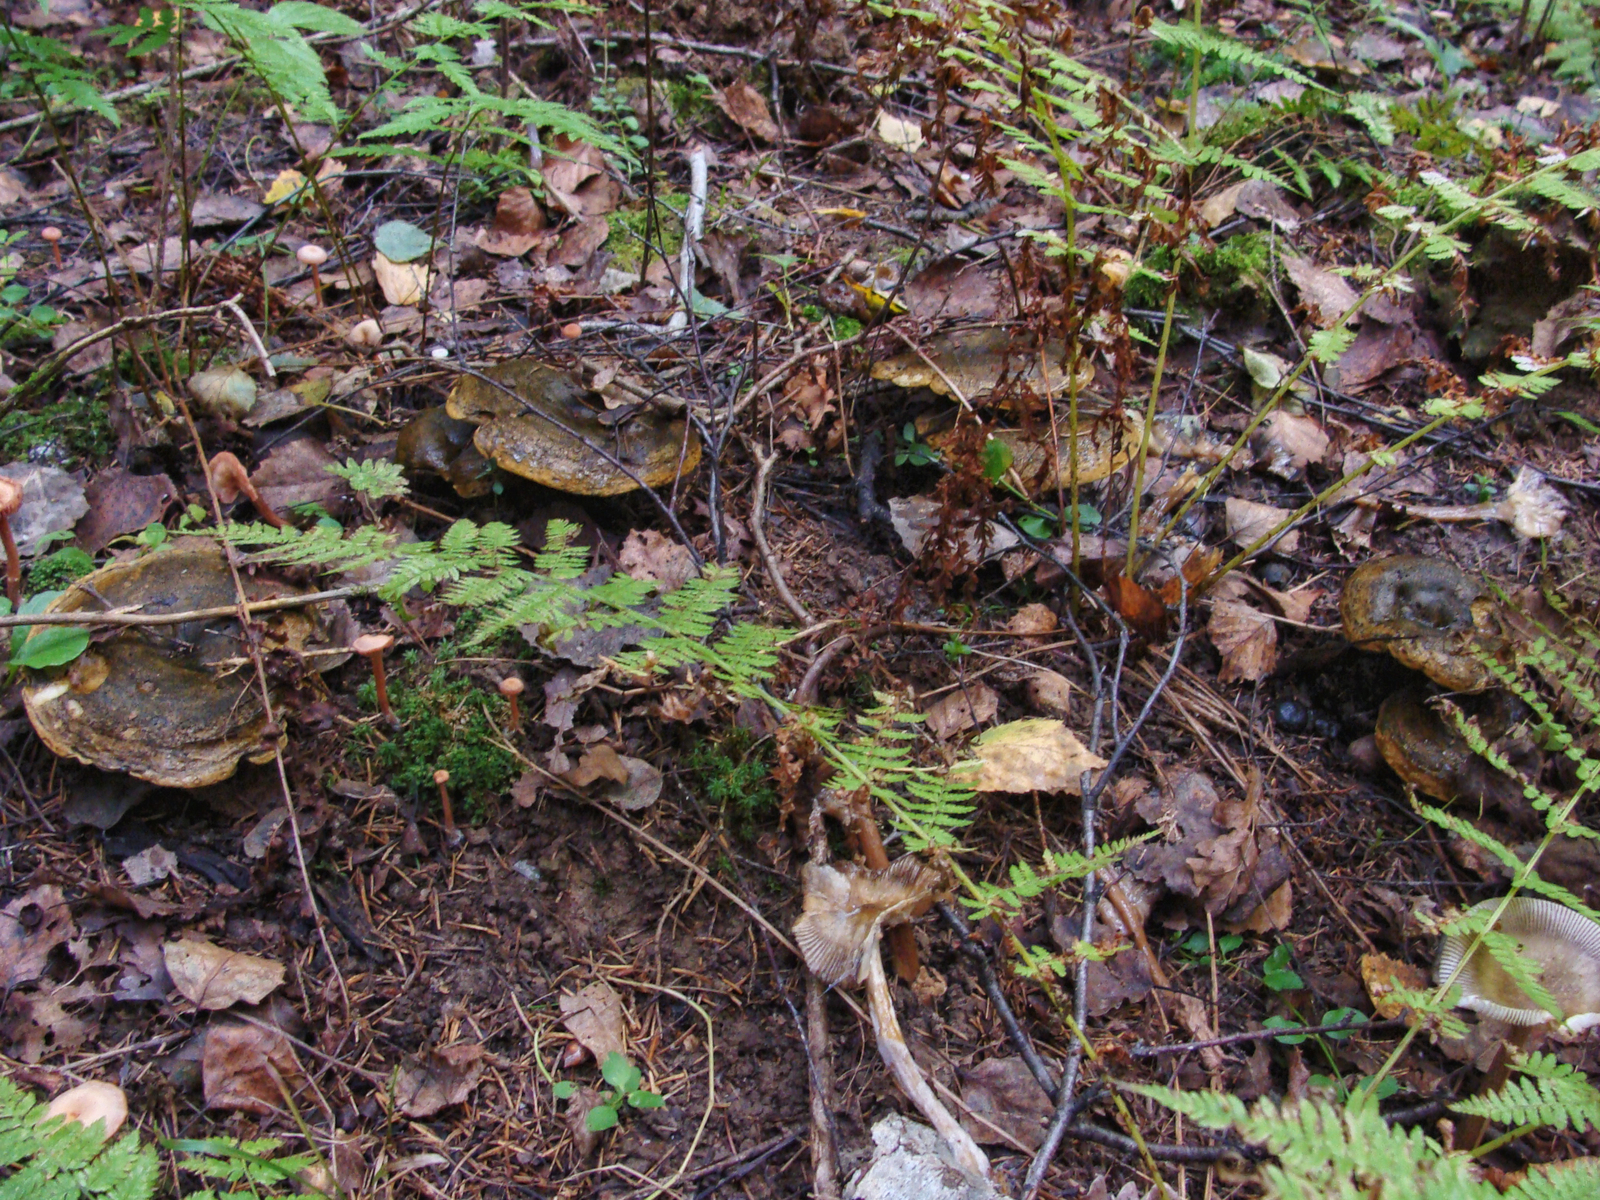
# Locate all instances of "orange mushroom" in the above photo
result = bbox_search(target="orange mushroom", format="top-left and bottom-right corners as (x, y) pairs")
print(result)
(209, 452), (285, 529)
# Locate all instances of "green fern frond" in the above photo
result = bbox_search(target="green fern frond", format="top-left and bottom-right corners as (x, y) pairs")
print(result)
(1145, 20), (1320, 88)
(0, 1078), (158, 1200)
(1452, 1052), (1600, 1134)
(1508, 1157), (1600, 1200)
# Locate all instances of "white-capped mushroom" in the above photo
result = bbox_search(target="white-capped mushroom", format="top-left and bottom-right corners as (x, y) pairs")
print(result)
(346, 318), (383, 350)
(297, 243), (328, 302)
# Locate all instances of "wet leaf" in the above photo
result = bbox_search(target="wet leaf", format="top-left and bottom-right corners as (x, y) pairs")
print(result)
(715, 81), (780, 142)
(970, 719), (1106, 794)
(1208, 598), (1278, 683)
(924, 682), (999, 740)
(560, 980), (626, 1063)
(373, 219), (434, 263)
(202, 1019), (306, 1114)
(0, 884), (75, 989)
(395, 1043), (485, 1117)
(618, 529), (696, 593)
(960, 1058), (1053, 1150)
(1224, 496), (1301, 555)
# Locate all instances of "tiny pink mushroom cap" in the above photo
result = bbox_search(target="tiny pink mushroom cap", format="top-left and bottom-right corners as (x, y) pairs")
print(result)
(296, 243), (329, 268)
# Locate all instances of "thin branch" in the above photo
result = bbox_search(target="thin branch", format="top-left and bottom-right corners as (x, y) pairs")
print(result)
(0, 587), (360, 629)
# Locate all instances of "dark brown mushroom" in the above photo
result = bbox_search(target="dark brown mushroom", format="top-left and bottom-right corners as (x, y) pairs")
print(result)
(209, 452), (285, 530)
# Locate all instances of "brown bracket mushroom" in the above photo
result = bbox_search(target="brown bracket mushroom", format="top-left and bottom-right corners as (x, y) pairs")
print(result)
(209, 452), (285, 529)
(0, 476), (22, 608)
(794, 857), (990, 1187)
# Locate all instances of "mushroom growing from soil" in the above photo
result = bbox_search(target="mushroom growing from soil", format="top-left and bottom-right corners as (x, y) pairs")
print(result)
(209, 452), (285, 529)
(41, 226), (63, 269)
(434, 768), (462, 846)
(45, 1081), (128, 1140)
(499, 675), (524, 728)
(1374, 690), (1540, 823)
(794, 857), (990, 1187)
(297, 242), (328, 302)
(1341, 555), (1501, 692)
(0, 475), (22, 607)
(1436, 897), (1600, 1032)
(346, 318), (383, 350)
(351, 632), (396, 727)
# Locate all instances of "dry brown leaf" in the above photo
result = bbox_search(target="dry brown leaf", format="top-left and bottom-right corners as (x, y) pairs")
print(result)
(1253, 412), (1329, 479)
(1006, 603), (1057, 636)
(1361, 952), (1429, 1020)
(560, 980), (626, 1062)
(1209, 598), (1278, 683)
(1106, 573), (1168, 640)
(372, 252), (433, 306)
(1227, 880), (1294, 933)
(1171, 993), (1225, 1070)
(564, 745), (629, 787)
(960, 1058), (1054, 1151)
(551, 215), (609, 269)
(970, 719), (1106, 794)
(924, 682), (999, 740)
(396, 1043), (485, 1118)
(1025, 669), (1073, 718)
(202, 1020), (306, 1113)
(1285, 256), (1359, 328)
(476, 186), (547, 257)
(714, 81), (780, 142)
(1199, 179), (1300, 230)
(618, 529), (696, 593)
(0, 885), (75, 990)
(542, 135), (608, 213)
(164, 937), (285, 1011)
(1224, 496), (1301, 555)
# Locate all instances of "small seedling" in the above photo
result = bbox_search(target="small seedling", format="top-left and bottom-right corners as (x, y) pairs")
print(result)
(1261, 943), (1304, 993)
(1179, 930), (1242, 966)
(942, 635), (972, 662)
(553, 1052), (665, 1132)
(982, 437), (1013, 482)
(894, 422), (939, 468)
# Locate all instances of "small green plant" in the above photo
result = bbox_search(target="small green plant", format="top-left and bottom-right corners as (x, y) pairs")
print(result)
(685, 729), (777, 830)
(29, 546), (94, 594)
(1260, 942), (1303, 993)
(327, 458), (409, 503)
(1177, 929), (1242, 966)
(553, 1052), (665, 1132)
(166, 1136), (322, 1199)
(942, 635), (971, 662)
(894, 422), (940, 468)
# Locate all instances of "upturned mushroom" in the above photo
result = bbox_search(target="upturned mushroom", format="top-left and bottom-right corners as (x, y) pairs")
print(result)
(45, 1081), (128, 1140)
(209, 452), (285, 529)
(1436, 897), (1600, 1032)
(1341, 555), (1501, 692)
(0, 475), (22, 607)
(794, 857), (989, 1186)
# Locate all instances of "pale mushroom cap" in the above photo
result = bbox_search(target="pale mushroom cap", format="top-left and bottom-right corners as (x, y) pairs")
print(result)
(499, 676), (525, 697)
(1437, 897), (1600, 1029)
(346, 319), (383, 349)
(46, 1081), (128, 1140)
(297, 243), (329, 267)
(794, 857), (943, 986)
(0, 476), (23, 517)
(351, 633), (394, 656)
(434, 769), (450, 785)
(40, 226), (62, 242)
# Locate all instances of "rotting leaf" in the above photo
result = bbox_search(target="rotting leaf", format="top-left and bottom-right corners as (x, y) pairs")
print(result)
(959, 1058), (1053, 1151)
(1224, 496), (1300, 555)
(163, 936), (285, 1011)
(202, 1019), (306, 1114)
(1209, 598), (1278, 683)
(395, 1043), (486, 1118)
(714, 81), (780, 142)
(1105, 574), (1167, 641)
(924, 682), (999, 740)
(969, 719), (1106, 795)
(476, 186), (547, 258)
(560, 980), (626, 1063)
(0, 885), (74, 990)
(1285, 255), (1359, 328)
(1252, 412), (1329, 479)
(617, 529), (696, 593)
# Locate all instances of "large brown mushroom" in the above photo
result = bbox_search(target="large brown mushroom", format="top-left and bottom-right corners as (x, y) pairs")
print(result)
(1341, 555), (1502, 692)
(446, 361), (700, 496)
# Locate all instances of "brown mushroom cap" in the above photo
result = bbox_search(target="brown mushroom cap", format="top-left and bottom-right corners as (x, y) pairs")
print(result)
(434, 769), (450, 785)
(208, 452), (250, 505)
(351, 632), (394, 657)
(0, 476), (22, 517)
(446, 360), (700, 497)
(499, 676), (525, 697)
(793, 857), (944, 986)
(1341, 555), (1500, 692)
(40, 227), (62, 243)
(297, 244), (329, 267)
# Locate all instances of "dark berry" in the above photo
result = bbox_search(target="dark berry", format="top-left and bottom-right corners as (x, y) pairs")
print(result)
(1311, 714), (1341, 740)
(1275, 699), (1309, 732)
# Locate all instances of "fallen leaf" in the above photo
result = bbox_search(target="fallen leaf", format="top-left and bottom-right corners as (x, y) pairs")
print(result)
(163, 937), (285, 1011)
(888, 495), (1018, 563)
(1025, 669), (1073, 718)
(511, 770), (541, 809)
(618, 529), (696, 593)
(564, 1084), (607, 1159)
(476, 186), (547, 257)
(0, 885), (74, 990)
(1006, 603), (1057, 636)
(1285, 255), (1359, 328)
(1, 463), (91, 556)
(551, 215), (609, 269)
(187, 367), (258, 421)
(1361, 952), (1429, 1020)
(543, 135), (608, 211)
(1209, 598), (1278, 683)
(203, 1019), (306, 1113)
(560, 980), (626, 1062)
(1252, 412), (1329, 479)
(1172, 992), (1225, 1071)
(871, 110), (924, 153)
(1228, 879), (1293, 933)
(251, 436), (346, 516)
(123, 845), (178, 887)
(970, 719), (1107, 794)
(1224, 496), (1301, 555)
(395, 1043), (485, 1117)
(4, 984), (92, 1062)
(714, 81), (780, 143)
(1200, 179), (1300, 230)
(960, 1058), (1053, 1150)
(564, 745), (629, 787)
(924, 682), (999, 740)
(189, 193), (266, 229)
(261, 168), (307, 207)
(372, 252), (434, 306)
(74, 470), (175, 554)
(1106, 573), (1168, 640)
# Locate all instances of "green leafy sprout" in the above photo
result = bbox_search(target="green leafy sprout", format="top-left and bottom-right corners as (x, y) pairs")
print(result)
(552, 1052), (666, 1132)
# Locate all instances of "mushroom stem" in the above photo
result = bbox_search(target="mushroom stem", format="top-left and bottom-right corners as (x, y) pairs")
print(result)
(499, 676), (524, 729)
(41, 227), (63, 269)
(0, 477), (23, 609)
(862, 933), (991, 1185)
(209, 452), (285, 530)
(851, 794), (920, 983)
(434, 769), (462, 846)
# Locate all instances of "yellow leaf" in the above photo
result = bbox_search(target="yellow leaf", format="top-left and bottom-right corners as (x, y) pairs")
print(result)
(262, 168), (307, 207)
(846, 279), (907, 316)
(372, 252), (434, 306)
(968, 718), (1106, 794)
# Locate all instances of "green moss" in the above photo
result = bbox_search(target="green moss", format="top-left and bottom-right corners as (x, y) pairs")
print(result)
(603, 197), (684, 271)
(28, 546), (93, 594)
(684, 728), (776, 831)
(355, 658), (517, 820)
(0, 395), (113, 468)
(1126, 231), (1273, 309)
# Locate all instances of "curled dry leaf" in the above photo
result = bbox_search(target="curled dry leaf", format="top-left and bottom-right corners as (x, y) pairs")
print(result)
(1285, 255), (1359, 328)
(618, 529), (696, 593)
(560, 979), (626, 1062)
(1252, 411), (1329, 479)
(0, 884), (75, 990)
(396, 1043), (486, 1117)
(562, 745), (663, 810)
(1208, 598), (1278, 683)
(1224, 496), (1301, 555)
(1361, 951), (1429, 1021)
(163, 936), (285, 1010)
(372, 251), (434, 306)
(714, 81), (780, 143)
(969, 719), (1106, 795)
(476, 185), (546, 257)
(924, 682), (999, 740)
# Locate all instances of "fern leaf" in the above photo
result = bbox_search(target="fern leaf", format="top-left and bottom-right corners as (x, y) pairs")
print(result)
(1452, 1052), (1600, 1134)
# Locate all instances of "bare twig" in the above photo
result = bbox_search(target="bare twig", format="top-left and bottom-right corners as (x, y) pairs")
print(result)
(0, 587), (359, 630)
(750, 447), (811, 625)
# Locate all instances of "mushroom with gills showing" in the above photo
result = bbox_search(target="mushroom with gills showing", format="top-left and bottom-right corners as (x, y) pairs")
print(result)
(1436, 897), (1600, 1032)
(0, 475), (22, 607)
(794, 856), (991, 1187)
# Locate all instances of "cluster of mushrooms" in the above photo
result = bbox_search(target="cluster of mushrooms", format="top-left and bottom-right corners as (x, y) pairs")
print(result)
(1342, 555), (1600, 1034)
